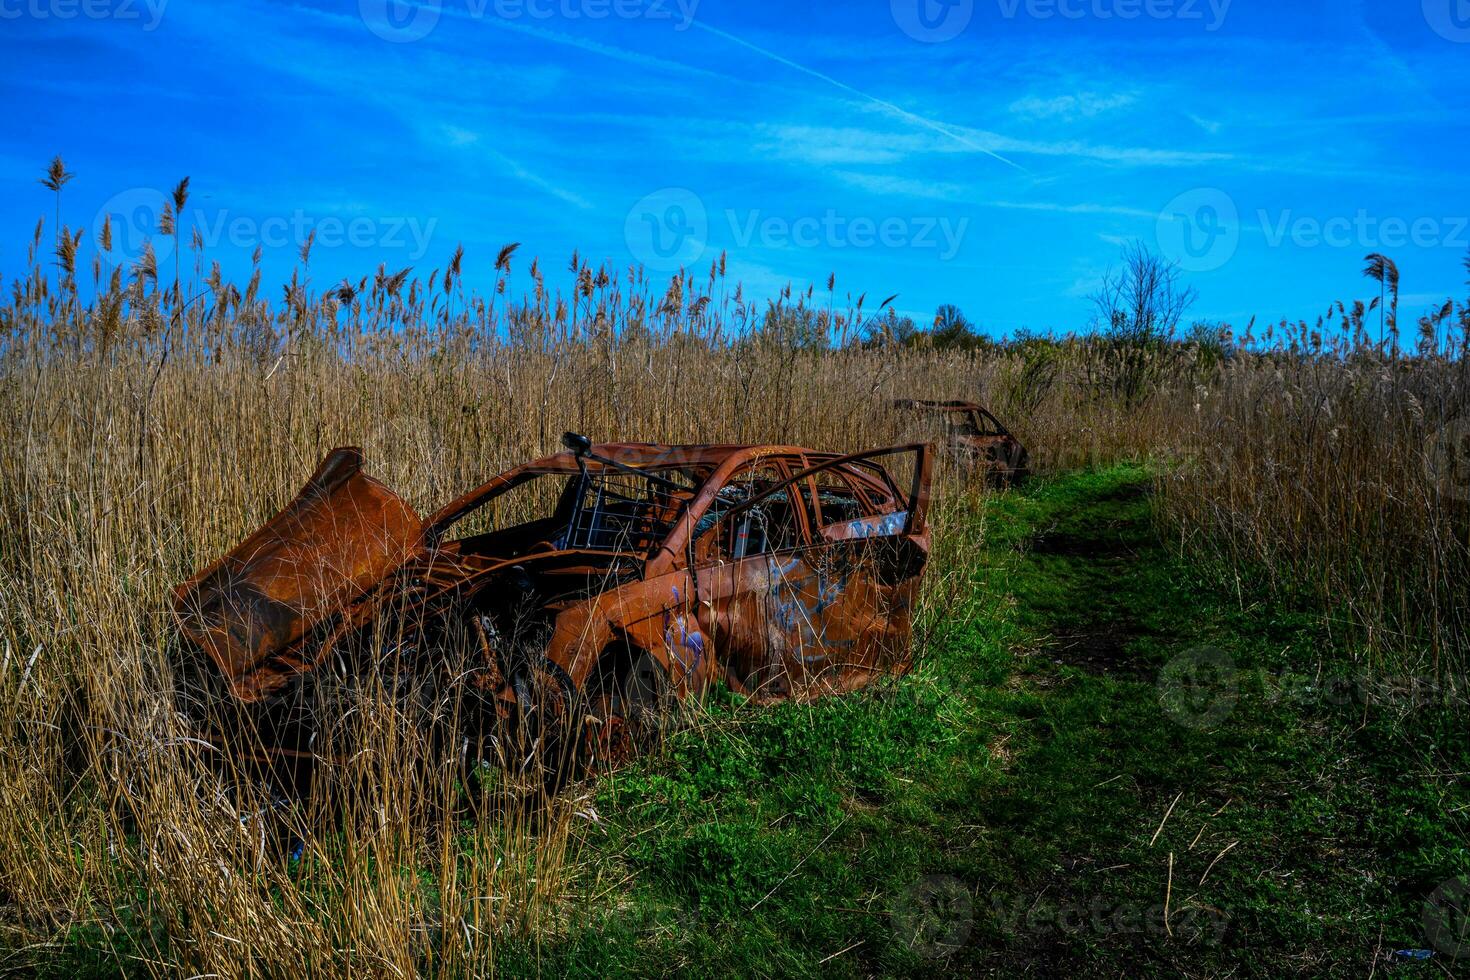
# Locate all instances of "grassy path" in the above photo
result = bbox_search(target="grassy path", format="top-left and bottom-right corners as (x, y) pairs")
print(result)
(509, 468), (1465, 975)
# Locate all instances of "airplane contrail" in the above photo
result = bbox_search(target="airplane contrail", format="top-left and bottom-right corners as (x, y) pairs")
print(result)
(687, 19), (1029, 173)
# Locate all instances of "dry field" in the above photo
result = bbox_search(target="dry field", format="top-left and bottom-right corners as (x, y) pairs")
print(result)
(1, 191), (1467, 974)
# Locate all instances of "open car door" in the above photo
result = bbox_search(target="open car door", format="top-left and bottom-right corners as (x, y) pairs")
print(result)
(173, 447), (425, 703)
(689, 445), (932, 699)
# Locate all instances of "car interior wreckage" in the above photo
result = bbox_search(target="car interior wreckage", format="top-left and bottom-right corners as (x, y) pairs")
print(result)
(172, 433), (934, 780)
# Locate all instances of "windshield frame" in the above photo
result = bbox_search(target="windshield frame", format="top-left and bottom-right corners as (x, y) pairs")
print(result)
(423, 457), (713, 558)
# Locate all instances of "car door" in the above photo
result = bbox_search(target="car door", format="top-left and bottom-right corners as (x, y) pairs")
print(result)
(690, 446), (931, 699)
(797, 450), (932, 692)
(686, 455), (818, 698)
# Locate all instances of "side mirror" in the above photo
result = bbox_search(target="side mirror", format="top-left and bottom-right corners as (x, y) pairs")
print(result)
(562, 431), (593, 456)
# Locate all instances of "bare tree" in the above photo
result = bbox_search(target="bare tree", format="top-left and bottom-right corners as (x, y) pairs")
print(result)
(1091, 240), (1198, 342)
(1088, 242), (1198, 406)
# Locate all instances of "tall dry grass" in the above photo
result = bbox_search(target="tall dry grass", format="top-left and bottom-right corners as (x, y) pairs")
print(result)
(0, 178), (1465, 974)
(0, 207), (1178, 975)
(1157, 308), (1470, 674)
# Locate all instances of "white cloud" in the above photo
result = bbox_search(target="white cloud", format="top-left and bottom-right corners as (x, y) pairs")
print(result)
(832, 172), (970, 201)
(442, 126), (480, 147)
(757, 126), (916, 166)
(759, 123), (1231, 169)
(1009, 92), (1137, 121)
(989, 200), (1156, 219)
(1187, 113), (1223, 135)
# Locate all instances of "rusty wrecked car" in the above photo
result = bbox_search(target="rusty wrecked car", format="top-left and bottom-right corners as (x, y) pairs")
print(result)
(894, 399), (1029, 485)
(173, 435), (934, 773)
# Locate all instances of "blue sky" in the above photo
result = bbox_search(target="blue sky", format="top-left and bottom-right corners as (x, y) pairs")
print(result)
(2, 0), (1467, 335)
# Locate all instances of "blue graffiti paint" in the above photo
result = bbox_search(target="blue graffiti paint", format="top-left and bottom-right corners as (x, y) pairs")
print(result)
(844, 511), (908, 539)
(765, 554), (855, 662)
(661, 581), (705, 675)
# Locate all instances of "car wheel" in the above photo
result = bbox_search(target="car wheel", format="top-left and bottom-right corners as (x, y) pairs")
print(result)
(587, 650), (671, 769)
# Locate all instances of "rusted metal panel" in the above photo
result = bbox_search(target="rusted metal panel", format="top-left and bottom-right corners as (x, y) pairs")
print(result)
(173, 436), (933, 771)
(172, 447), (424, 702)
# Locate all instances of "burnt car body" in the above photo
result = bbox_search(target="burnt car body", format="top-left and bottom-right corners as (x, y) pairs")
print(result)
(173, 437), (933, 768)
(893, 399), (1029, 485)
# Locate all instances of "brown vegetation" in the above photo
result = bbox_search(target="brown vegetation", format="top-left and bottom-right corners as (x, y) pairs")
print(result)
(1, 171), (1466, 974)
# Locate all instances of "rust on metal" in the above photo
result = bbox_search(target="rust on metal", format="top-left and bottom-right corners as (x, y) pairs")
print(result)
(173, 435), (934, 770)
(893, 399), (1029, 485)
(173, 447), (425, 702)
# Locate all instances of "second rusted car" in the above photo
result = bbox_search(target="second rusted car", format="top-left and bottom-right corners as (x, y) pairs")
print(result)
(174, 436), (933, 769)
(894, 399), (1029, 485)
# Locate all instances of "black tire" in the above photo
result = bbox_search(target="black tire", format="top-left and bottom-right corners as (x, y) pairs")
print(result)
(586, 649), (673, 769)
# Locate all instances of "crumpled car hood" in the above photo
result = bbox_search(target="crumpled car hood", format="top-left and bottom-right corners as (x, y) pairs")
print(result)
(172, 447), (424, 702)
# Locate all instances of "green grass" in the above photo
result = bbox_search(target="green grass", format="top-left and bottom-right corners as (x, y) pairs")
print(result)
(15, 466), (1466, 977)
(500, 466), (1470, 977)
